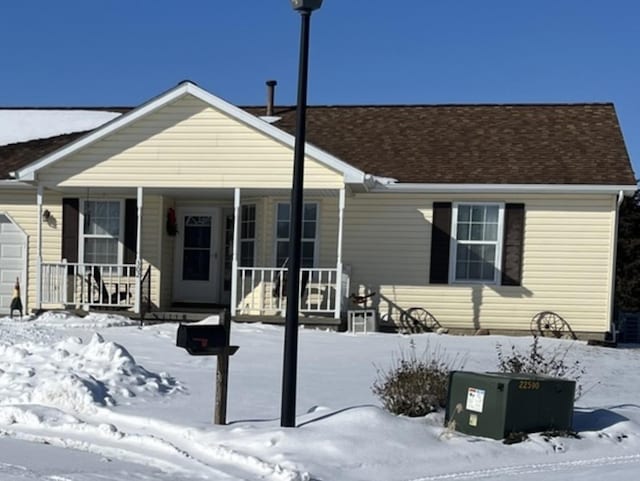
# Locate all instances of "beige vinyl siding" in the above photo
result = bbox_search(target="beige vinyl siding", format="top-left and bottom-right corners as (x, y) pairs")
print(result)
(159, 196), (176, 310)
(140, 194), (162, 311)
(0, 189), (62, 312)
(318, 196), (339, 268)
(1, 185), (617, 334)
(343, 193), (616, 334)
(37, 95), (343, 189)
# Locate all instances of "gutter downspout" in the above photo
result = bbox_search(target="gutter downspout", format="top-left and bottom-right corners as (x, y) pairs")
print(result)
(609, 189), (625, 343)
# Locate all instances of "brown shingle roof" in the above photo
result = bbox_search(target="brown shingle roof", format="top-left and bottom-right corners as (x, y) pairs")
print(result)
(246, 103), (636, 185)
(1, 103), (635, 185)
(0, 107), (131, 179)
(0, 131), (88, 179)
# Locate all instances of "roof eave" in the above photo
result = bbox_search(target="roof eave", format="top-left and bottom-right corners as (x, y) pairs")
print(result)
(372, 183), (638, 195)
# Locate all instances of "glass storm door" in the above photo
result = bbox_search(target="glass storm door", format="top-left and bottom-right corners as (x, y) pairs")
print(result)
(173, 207), (220, 303)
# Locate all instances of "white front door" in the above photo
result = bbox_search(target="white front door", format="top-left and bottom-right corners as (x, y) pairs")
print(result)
(173, 207), (220, 303)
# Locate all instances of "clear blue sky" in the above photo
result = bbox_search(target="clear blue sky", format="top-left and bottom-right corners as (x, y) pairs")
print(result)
(1, 0), (638, 179)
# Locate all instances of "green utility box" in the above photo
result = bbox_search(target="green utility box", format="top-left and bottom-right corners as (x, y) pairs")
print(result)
(445, 371), (575, 440)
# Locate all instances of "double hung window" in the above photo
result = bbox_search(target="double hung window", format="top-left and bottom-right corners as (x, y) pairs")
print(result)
(240, 204), (256, 267)
(275, 202), (318, 268)
(451, 203), (503, 283)
(81, 200), (122, 265)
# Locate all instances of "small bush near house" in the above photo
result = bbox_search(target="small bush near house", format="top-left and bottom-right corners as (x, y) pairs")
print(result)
(372, 341), (465, 417)
(495, 335), (586, 399)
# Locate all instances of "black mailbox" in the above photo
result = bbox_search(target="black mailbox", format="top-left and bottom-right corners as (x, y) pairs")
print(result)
(176, 323), (239, 356)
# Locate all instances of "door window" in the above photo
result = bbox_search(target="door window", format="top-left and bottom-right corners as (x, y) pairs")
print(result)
(182, 215), (212, 281)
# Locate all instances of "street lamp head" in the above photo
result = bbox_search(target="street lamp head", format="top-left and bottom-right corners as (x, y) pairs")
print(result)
(290, 0), (323, 12)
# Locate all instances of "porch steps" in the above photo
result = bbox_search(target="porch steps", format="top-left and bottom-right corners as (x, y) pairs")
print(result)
(233, 314), (343, 330)
(141, 312), (343, 329)
(68, 308), (222, 325)
(37, 307), (343, 329)
(143, 311), (219, 324)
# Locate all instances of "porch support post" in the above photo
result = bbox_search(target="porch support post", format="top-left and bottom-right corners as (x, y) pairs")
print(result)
(230, 188), (241, 317)
(36, 184), (44, 310)
(134, 187), (143, 314)
(335, 188), (345, 319)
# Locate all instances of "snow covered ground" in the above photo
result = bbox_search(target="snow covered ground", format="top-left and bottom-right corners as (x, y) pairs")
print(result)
(0, 312), (639, 480)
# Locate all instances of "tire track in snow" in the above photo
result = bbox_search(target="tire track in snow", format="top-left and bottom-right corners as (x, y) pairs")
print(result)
(1, 426), (230, 480)
(88, 410), (308, 481)
(0, 406), (308, 481)
(403, 453), (640, 480)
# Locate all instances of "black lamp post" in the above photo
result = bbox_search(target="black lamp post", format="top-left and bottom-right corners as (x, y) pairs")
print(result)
(281, 0), (323, 428)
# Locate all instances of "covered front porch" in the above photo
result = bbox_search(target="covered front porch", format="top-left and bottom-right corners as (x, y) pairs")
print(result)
(35, 186), (350, 321)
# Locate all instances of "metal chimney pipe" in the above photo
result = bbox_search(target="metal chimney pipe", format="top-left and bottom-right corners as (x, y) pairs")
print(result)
(266, 80), (277, 116)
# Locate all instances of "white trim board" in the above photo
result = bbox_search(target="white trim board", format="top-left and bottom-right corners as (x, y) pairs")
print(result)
(372, 183), (638, 196)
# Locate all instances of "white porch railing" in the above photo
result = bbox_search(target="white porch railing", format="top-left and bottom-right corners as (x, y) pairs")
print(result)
(41, 261), (137, 308)
(235, 266), (349, 317)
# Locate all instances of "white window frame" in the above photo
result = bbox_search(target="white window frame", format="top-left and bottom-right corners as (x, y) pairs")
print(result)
(274, 201), (320, 268)
(239, 203), (256, 267)
(78, 199), (125, 265)
(449, 202), (504, 285)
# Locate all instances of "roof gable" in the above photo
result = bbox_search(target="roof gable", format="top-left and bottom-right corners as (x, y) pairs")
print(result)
(33, 95), (346, 190)
(13, 82), (365, 184)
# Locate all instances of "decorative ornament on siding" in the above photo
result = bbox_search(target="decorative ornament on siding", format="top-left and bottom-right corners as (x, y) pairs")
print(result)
(166, 208), (178, 236)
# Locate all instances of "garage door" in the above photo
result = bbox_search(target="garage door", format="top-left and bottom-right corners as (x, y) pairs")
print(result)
(0, 214), (27, 315)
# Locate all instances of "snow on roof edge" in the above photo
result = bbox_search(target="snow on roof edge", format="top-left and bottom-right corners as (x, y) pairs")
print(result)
(0, 109), (122, 147)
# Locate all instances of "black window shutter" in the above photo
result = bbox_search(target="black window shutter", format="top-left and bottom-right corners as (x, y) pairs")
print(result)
(61, 198), (79, 263)
(430, 202), (452, 284)
(124, 199), (137, 265)
(501, 203), (525, 286)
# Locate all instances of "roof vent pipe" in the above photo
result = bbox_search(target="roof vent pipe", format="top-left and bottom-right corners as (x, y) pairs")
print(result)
(266, 80), (277, 117)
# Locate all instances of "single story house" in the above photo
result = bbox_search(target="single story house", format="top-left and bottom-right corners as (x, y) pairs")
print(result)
(0, 81), (636, 338)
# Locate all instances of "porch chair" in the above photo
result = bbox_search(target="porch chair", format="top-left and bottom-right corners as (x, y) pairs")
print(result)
(271, 258), (310, 300)
(89, 266), (132, 306)
(89, 266), (111, 304)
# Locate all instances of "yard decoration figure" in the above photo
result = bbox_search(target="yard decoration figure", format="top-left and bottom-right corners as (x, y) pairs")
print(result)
(10, 278), (23, 319)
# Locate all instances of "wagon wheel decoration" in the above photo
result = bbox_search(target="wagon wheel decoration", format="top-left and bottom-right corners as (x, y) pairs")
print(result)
(530, 311), (576, 339)
(401, 307), (441, 333)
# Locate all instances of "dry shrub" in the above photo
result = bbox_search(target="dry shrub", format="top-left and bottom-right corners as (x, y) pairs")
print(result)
(372, 340), (465, 417)
(495, 335), (585, 399)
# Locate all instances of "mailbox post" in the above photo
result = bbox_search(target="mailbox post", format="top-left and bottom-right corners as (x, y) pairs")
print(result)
(176, 310), (238, 424)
